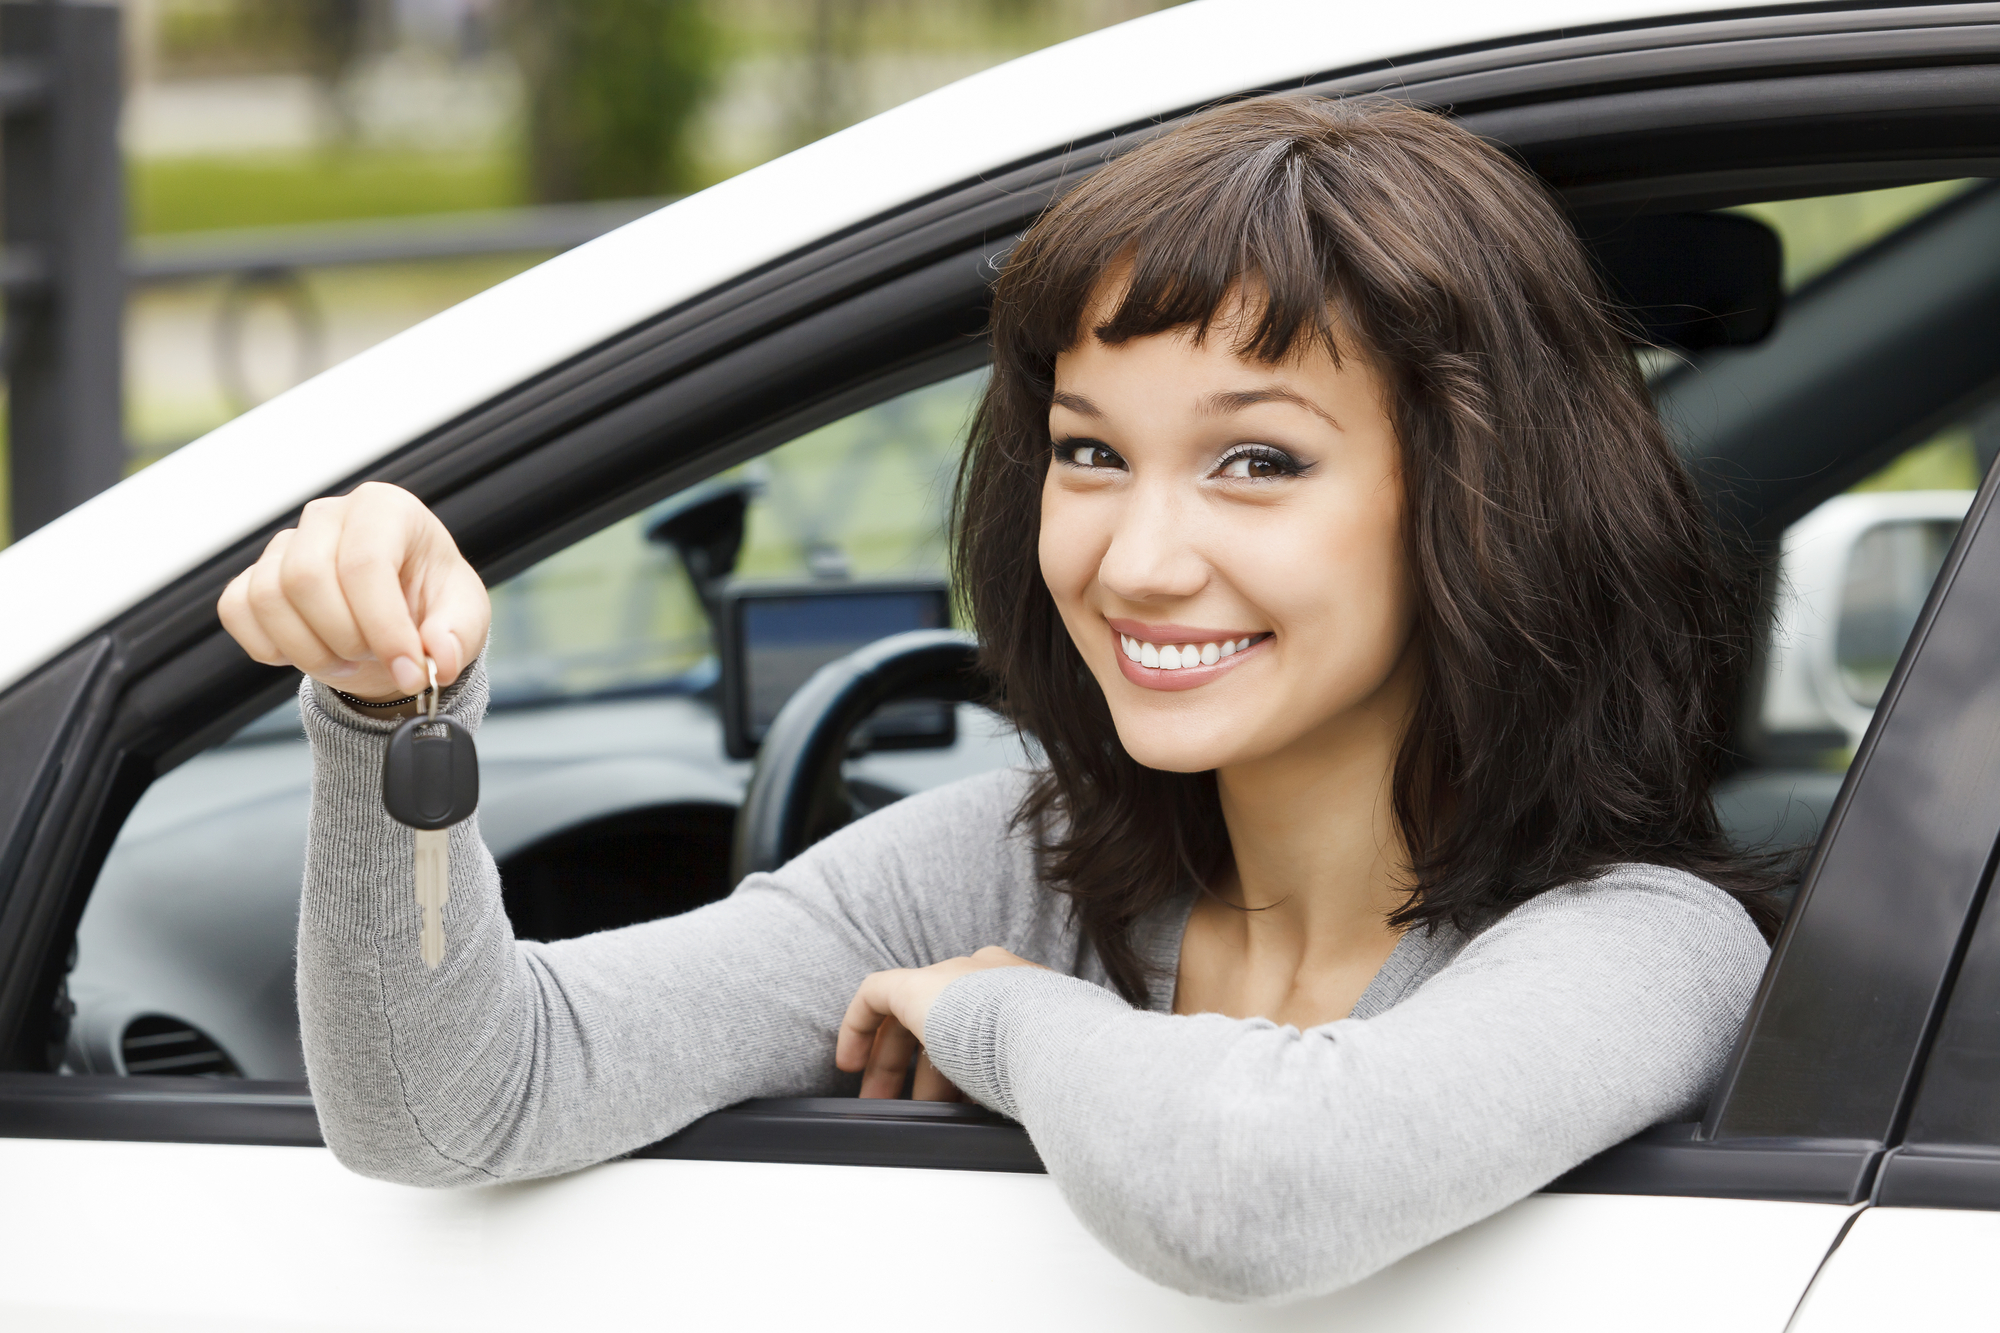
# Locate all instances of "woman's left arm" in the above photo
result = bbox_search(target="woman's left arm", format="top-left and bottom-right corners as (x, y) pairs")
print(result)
(853, 867), (1768, 1304)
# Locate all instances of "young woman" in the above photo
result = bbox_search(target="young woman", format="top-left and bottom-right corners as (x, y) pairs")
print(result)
(218, 96), (1776, 1302)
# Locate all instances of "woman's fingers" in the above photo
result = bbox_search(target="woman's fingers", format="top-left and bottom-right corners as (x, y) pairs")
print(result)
(839, 973), (920, 1098)
(279, 498), (371, 666)
(835, 971), (898, 1072)
(328, 486), (431, 695)
(839, 968), (969, 1102)
(415, 551), (491, 689)
(243, 530), (358, 681)
(218, 568), (285, 666)
(214, 482), (489, 699)
(859, 1016), (919, 1099)
(911, 1052), (963, 1103)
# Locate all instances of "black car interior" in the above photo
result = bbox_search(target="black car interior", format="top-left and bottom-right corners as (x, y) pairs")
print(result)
(5, 3), (2000, 1207)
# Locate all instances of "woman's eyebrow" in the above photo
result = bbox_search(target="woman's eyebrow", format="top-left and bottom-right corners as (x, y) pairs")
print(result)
(1201, 386), (1340, 428)
(1050, 390), (1100, 416)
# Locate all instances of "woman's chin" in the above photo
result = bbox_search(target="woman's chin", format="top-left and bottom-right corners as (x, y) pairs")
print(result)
(1112, 724), (1253, 775)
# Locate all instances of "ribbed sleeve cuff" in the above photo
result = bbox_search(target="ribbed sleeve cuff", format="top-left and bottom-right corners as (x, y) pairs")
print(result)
(921, 967), (1130, 1122)
(302, 656), (490, 736)
(297, 658), (490, 946)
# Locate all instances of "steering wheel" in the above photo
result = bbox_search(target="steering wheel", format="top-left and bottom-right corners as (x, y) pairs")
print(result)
(730, 630), (985, 881)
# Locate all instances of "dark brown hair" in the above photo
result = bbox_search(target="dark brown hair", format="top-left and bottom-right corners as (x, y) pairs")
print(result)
(952, 95), (1784, 1005)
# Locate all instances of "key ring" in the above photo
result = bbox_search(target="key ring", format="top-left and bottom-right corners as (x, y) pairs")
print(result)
(424, 657), (439, 723)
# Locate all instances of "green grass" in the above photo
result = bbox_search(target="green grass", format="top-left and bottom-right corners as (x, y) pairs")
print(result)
(130, 149), (526, 235)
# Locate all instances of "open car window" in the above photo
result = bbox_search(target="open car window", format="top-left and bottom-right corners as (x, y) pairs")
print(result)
(46, 173), (2000, 1108)
(1718, 414), (1987, 858)
(1685, 181), (1997, 861)
(60, 367), (1010, 1082)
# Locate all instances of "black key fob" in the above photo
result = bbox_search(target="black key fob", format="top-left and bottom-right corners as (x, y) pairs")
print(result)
(382, 715), (479, 831)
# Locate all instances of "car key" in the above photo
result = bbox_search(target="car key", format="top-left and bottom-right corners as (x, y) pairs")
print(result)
(381, 659), (479, 969)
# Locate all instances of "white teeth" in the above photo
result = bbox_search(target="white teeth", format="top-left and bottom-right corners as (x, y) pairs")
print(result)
(1123, 633), (1262, 668)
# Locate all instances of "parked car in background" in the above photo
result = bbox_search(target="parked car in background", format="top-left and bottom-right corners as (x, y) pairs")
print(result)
(6, 1), (2000, 1327)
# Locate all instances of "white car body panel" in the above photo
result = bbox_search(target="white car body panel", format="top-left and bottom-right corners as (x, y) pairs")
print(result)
(0, 1137), (1849, 1331)
(0, 0), (1766, 696)
(1787, 1205), (2000, 1330)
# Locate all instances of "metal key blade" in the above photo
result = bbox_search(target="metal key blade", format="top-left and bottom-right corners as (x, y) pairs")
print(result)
(414, 826), (450, 969)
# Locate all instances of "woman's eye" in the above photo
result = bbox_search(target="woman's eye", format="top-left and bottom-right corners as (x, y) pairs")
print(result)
(1057, 441), (1124, 470)
(1215, 447), (1301, 480)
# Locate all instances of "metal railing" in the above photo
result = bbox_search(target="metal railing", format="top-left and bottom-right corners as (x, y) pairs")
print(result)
(124, 197), (669, 419)
(0, 0), (665, 538)
(126, 197), (667, 285)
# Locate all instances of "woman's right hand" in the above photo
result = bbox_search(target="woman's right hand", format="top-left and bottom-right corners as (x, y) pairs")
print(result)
(218, 482), (491, 702)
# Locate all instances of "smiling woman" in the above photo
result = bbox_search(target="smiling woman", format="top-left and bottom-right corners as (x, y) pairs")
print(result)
(217, 93), (1775, 1305)
(953, 96), (1784, 1021)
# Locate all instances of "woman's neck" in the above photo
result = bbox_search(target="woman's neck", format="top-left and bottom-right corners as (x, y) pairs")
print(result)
(1177, 648), (1419, 1025)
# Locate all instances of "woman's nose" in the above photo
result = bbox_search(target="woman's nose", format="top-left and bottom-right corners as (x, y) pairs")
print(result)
(1097, 486), (1209, 604)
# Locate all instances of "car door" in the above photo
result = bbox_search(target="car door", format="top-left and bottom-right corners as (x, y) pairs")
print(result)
(9, 5), (2000, 1328)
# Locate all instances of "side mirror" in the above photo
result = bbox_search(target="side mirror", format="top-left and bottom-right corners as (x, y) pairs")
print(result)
(1761, 491), (1973, 758)
(1833, 516), (1960, 708)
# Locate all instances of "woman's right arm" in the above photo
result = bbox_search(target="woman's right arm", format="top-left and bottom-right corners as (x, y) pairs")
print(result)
(295, 657), (1015, 1186)
(222, 484), (1043, 1186)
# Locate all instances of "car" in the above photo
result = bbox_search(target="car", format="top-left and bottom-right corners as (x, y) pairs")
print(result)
(5, 0), (2000, 1326)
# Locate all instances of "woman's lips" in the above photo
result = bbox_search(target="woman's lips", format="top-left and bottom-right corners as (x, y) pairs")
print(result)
(1108, 623), (1269, 692)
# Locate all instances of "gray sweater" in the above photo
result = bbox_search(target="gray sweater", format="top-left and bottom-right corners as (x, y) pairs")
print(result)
(296, 663), (1769, 1303)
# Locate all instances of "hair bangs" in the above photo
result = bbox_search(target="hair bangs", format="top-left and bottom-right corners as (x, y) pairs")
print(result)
(1009, 124), (1351, 374)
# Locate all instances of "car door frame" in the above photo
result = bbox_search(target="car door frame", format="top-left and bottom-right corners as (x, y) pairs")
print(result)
(7, 2), (2000, 1204)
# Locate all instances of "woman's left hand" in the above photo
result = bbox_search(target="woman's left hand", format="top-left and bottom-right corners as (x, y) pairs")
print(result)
(837, 947), (1041, 1099)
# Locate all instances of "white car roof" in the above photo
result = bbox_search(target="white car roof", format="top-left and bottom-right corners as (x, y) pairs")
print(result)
(0, 0), (1766, 693)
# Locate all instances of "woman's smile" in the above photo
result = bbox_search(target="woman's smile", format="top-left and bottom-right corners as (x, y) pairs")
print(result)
(1108, 618), (1271, 691)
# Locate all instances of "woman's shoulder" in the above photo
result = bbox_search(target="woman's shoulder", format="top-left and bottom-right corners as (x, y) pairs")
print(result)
(1468, 861), (1770, 981)
(1572, 861), (1767, 935)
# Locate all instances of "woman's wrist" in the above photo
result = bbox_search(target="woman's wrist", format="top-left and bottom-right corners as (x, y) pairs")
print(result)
(328, 685), (428, 720)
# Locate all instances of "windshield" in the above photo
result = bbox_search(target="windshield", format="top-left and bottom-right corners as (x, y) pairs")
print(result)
(481, 368), (985, 708)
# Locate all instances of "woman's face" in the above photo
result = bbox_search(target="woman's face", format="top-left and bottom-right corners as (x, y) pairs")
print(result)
(1038, 310), (1418, 775)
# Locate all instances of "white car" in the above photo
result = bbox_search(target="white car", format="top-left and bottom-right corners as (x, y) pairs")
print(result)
(5, 1), (2000, 1327)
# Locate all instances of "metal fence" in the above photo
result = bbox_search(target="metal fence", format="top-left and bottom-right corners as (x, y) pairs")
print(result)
(0, 0), (666, 542)
(127, 197), (665, 420)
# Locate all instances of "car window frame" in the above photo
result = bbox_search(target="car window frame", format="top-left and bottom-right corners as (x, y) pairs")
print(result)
(8, 5), (2000, 1194)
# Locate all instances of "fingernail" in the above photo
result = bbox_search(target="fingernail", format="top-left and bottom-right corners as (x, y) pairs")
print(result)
(390, 656), (424, 693)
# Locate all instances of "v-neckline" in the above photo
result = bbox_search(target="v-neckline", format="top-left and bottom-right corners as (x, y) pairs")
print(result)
(1140, 890), (1466, 1023)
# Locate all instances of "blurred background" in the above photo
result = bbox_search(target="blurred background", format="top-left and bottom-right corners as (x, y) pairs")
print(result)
(0, 0), (1176, 546)
(0, 0), (1989, 553)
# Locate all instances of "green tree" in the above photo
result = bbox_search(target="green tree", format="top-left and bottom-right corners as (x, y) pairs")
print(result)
(509, 0), (719, 202)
